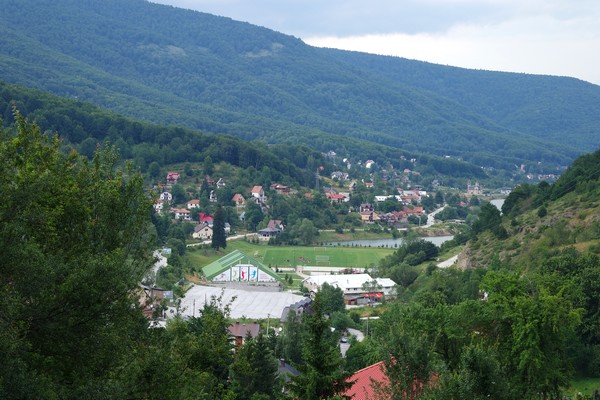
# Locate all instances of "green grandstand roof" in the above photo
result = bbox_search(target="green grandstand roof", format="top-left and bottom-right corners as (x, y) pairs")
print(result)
(201, 250), (281, 281)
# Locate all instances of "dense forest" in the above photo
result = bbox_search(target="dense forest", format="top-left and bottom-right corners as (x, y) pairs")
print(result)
(1, 0), (599, 175)
(0, 80), (488, 182)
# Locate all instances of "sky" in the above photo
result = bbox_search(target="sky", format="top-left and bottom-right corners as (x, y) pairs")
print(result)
(151, 0), (600, 85)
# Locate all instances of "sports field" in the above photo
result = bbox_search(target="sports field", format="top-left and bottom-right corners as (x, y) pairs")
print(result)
(185, 240), (395, 270)
(261, 246), (393, 269)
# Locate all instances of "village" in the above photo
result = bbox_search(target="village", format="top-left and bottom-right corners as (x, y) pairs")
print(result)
(137, 153), (499, 397)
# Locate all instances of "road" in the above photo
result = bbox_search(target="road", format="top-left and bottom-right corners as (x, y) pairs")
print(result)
(339, 328), (366, 357)
(424, 205), (446, 228)
(437, 255), (458, 268)
(186, 232), (258, 247)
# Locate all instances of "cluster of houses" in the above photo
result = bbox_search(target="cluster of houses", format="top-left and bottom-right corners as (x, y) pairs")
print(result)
(153, 171), (293, 241)
(154, 162), (440, 241)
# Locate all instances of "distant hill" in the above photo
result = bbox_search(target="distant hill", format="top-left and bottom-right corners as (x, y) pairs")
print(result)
(459, 148), (600, 270)
(0, 80), (488, 181)
(1, 0), (598, 174)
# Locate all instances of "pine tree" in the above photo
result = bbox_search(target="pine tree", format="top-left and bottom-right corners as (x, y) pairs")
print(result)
(211, 204), (227, 250)
(288, 294), (353, 399)
(230, 333), (280, 399)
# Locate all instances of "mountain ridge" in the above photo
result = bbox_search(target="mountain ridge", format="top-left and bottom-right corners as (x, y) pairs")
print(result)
(0, 0), (598, 174)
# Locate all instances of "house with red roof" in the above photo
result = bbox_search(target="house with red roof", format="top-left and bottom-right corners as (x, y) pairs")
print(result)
(344, 361), (436, 399)
(232, 193), (246, 206)
(199, 212), (214, 225)
(403, 205), (424, 216)
(251, 185), (266, 202)
(326, 192), (349, 204)
(166, 171), (180, 185)
(344, 361), (389, 400)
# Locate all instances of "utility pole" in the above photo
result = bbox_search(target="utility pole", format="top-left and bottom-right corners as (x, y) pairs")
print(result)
(267, 313), (270, 336)
(315, 167), (320, 191)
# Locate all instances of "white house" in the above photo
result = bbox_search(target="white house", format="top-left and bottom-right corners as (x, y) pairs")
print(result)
(187, 199), (200, 209)
(159, 191), (173, 203)
(302, 274), (396, 298)
(153, 199), (165, 213)
(171, 208), (191, 221)
(251, 185), (266, 203)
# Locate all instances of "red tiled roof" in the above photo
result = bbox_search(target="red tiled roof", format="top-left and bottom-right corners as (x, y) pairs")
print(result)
(199, 212), (214, 223)
(251, 185), (263, 193)
(345, 361), (389, 400)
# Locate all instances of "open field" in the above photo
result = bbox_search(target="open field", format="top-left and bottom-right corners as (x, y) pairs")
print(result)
(262, 246), (393, 269)
(184, 240), (395, 271)
(566, 377), (600, 397)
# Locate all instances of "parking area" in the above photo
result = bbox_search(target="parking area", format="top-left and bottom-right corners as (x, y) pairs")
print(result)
(176, 285), (305, 319)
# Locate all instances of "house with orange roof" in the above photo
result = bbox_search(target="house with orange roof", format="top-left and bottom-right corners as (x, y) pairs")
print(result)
(251, 185), (266, 203)
(187, 199), (200, 209)
(232, 193), (246, 210)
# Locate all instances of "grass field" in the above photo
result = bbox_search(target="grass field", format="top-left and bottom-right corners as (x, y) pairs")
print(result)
(566, 377), (600, 397)
(262, 246), (393, 269)
(184, 240), (394, 271)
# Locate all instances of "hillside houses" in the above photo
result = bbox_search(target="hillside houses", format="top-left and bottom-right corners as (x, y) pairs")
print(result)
(270, 183), (291, 196)
(171, 208), (191, 221)
(187, 199), (200, 209)
(166, 171), (180, 185)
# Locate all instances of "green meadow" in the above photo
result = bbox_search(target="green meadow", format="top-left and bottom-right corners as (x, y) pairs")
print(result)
(185, 239), (395, 270)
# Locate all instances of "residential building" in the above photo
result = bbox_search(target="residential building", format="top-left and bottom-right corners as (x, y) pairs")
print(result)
(171, 208), (191, 221)
(271, 183), (291, 195)
(302, 274), (396, 302)
(159, 191), (173, 203)
(192, 223), (213, 240)
(228, 322), (260, 348)
(344, 362), (389, 400)
(232, 193), (246, 209)
(199, 212), (214, 225)
(187, 199), (200, 209)
(166, 171), (180, 185)
(251, 185), (266, 202)
(153, 199), (165, 213)
(267, 219), (285, 231)
(258, 227), (282, 241)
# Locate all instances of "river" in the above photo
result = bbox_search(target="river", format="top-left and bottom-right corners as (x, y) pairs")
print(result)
(325, 235), (454, 248)
(490, 198), (505, 212)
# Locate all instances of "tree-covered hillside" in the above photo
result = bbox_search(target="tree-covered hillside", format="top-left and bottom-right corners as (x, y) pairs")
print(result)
(0, 0), (597, 175)
(327, 50), (600, 151)
(0, 80), (488, 181)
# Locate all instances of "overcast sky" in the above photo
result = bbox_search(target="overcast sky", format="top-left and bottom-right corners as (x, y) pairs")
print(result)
(152, 0), (600, 85)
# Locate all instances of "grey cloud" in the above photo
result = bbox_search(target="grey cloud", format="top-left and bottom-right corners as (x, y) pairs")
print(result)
(152, 0), (505, 36)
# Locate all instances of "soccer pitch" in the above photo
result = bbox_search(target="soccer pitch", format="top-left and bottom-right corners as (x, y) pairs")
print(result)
(261, 246), (394, 268)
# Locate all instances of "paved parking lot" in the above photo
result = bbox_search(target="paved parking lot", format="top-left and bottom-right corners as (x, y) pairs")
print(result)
(176, 285), (305, 320)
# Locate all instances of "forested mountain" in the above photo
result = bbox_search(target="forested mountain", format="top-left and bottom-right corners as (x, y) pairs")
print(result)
(0, 80), (486, 181)
(1, 0), (599, 176)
